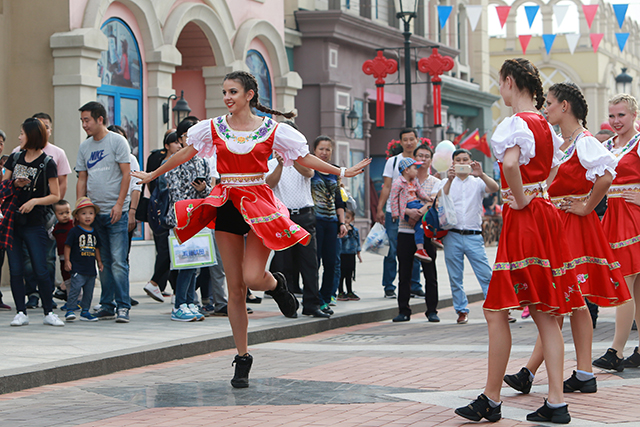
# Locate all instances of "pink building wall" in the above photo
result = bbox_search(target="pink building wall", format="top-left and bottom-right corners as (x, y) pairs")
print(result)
(172, 70), (206, 124)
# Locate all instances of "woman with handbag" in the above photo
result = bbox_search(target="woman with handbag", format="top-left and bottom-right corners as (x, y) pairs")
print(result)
(3, 118), (62, 326)
(133, 70), (369, 389)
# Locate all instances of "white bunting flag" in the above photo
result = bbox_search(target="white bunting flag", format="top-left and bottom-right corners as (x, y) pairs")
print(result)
(565, 33), (580, 54)
(466, 5), (482, 32)
(553, 4), (570, 28)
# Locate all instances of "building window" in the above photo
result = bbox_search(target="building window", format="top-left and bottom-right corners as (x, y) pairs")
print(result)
(97, 17), (143, 239)
(245, 50), (273, 116)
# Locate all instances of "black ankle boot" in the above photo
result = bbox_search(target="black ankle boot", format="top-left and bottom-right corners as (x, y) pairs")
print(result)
(265, 272), (299, 318)
(231, 353), (253, 388)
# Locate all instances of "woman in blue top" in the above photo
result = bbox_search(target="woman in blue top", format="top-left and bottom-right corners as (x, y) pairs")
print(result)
(310, 136), (347, 314)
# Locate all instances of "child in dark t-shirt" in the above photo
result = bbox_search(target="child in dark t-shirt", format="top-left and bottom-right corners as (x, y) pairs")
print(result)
(52, 200), (74, 297)
(64, 197), (103, 322)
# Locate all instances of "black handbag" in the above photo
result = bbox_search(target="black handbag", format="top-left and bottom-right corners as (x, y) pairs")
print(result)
(135, 196), (149, 222)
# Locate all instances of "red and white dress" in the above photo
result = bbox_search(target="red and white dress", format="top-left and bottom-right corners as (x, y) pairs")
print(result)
(484, 112), (585, 315)
(602, 133), (640, 277)
(548, 132), (630, 306)
(172, 115), (312, 250)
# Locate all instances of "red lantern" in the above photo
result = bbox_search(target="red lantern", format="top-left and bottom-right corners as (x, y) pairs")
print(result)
(418, 48), (454, 127)
(362, 51), (398, 128)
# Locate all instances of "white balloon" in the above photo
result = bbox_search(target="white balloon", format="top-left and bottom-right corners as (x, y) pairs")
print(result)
(435, 140), (456, 154)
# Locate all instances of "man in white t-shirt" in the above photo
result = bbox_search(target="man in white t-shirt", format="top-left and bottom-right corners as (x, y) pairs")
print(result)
(376, 128), (424, 299)
(440, 149), (499, 324)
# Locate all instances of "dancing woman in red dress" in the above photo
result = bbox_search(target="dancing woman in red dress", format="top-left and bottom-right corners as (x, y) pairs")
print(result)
(503, 82), (630, 396)
(134, 71), (370, 388)
(455, 59), (584, 424)
(592, 94), (640, 371)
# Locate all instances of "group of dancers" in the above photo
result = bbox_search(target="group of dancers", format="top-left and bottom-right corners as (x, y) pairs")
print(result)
(455, 58), (640, 424)
(132, 62), (640, 423)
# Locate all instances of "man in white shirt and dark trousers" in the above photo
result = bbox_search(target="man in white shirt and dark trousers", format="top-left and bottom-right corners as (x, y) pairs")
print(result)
(441, 149), (499, 324)
(267, 140), (330, 319)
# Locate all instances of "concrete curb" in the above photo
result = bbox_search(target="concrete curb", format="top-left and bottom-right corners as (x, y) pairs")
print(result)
(0, 292), (485, 395)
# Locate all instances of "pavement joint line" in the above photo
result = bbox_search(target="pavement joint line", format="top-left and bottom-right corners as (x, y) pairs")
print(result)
(0, 293), (484, 395)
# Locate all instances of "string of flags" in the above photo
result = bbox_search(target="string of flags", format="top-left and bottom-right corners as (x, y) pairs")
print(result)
(436, 3), (632, 54)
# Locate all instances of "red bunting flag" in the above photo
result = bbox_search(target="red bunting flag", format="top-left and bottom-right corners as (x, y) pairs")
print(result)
(453, 129), (468, 146)
(583, 4), (598, 29)
(519, 35), (532, 54)
(496, 6), (511, 28)
(590, 33), (604, 53)
(460, 129), (491, 157)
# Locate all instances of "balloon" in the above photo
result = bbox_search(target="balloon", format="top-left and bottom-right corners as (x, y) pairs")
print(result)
(435, 139), (456, 154)
(432, 151), (452, 172)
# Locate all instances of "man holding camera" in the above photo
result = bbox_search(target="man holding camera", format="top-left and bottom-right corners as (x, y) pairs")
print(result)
(440, 149), (499, 324)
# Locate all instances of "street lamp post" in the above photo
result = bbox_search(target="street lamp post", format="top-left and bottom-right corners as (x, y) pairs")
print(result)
(615, 67), (633, 94)
(395, 0), (419, 128)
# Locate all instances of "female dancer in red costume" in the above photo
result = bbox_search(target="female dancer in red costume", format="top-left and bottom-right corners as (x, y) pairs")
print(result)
(503, 82), (630, 396)
(455, 59), (584, 424)
(134, 71), (370, 388)
(592, 94), (640, 371)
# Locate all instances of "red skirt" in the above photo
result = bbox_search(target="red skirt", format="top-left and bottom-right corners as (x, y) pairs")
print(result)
(602, 198), (640, 277)
(557, 210), (630, 307)
(484, 198), (585, 315)
(173, 183), (311, 250)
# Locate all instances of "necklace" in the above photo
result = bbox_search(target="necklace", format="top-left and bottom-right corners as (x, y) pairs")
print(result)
(558, 131), (585, 164)
(563, 126), (583, 142)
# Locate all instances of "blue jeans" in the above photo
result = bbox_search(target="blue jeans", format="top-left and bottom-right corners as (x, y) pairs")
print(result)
(8, 225), (55, 314)
(68, 273), (96, 311)
(406, 200), (425, 246)
(95, 213), (131, 312)
(23, 237), (56, 298)
(442, 232), (491, 314)
(331, 237), (342, 299)
(175, 268), (197, 309)
(316, 218), (338, 305)
(383, 211), (423, 293)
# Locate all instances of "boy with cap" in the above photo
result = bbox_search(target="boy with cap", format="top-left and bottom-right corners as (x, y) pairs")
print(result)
(64, 197), (103, 322)
(389, 158), (433, 262)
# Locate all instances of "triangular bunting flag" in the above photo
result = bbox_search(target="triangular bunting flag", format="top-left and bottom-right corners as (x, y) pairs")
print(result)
(613, 4), (628, 29)
(525, 5), (539, 28)
(438, 5), (453, 29)
(553, 4), (569, 28)
(496, 6), (511, 29)
(590, 33), (604, 53)
(616, 32), (630, 52)
(542, 34), (556, 55)
(583, 4), (598, 29)
(466, 5), (482, 32)
(519, 35), (532, 54)
(565, 33), (580, 54)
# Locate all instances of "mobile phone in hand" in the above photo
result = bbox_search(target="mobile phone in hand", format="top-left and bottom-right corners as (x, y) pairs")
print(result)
(193, 176), (207, 185)
(454, 164), (472, 174)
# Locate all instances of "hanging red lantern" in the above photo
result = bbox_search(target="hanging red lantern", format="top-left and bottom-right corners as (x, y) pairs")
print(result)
(418, 48), (454, 127)
(362, 51), (398, 128)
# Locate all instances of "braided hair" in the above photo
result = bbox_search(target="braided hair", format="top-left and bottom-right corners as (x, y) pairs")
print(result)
(499, 58), (545, 110)
(548, 82), (589, 128)
(224, 71), (296, 119)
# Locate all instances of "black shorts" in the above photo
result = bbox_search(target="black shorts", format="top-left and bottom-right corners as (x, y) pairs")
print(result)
(215, 201), (251, 235)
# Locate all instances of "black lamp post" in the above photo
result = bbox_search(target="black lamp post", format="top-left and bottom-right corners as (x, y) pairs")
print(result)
(163, 90), (192, 129)
(342, 105), (360, 138)
(395, 0), (419, 128)
(615, 67), (633, 94)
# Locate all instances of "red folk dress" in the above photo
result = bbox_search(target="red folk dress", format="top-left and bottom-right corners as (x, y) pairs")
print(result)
(173, 116), (312, 250)
(547, 132), (629, 306)
(484, 112), (585, 315)
(602, 132), (640, 277)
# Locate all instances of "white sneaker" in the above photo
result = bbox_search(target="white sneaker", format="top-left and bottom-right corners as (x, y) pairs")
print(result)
(143, 282), (165, 302)
(43, 312), (64, 326)
(10, 312), (29, 326)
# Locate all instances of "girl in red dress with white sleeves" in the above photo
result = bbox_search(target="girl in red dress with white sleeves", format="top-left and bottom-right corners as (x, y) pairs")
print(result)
(134, 71), (370, 389)
(503, 82), (630, 396)
(592, 94), (640, 372)
(456, 59), (584, 424)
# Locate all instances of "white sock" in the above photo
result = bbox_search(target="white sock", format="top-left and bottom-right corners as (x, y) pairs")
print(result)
(525, 367), (534, 381)
(486, 396), (501, 408)
(546, 400), (568, 409)
(576, 370), (594, 381)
